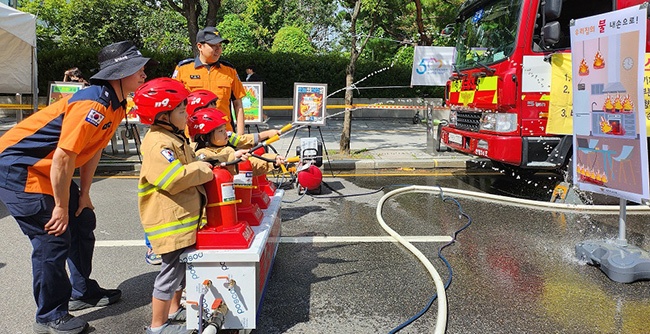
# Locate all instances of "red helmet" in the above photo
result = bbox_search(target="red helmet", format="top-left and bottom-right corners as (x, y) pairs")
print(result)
(187, 89), (218, 116)
(133, 78), (189, 125)
(187, 108), (229, 139)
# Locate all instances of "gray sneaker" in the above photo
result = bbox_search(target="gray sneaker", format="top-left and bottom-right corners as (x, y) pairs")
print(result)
(145, 320), (191, 334)
(33, 313), (88, 334)
(168, 306), (186, 322)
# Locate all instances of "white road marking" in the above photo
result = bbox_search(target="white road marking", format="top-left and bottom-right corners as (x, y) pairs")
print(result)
(95, 235), (452, 247)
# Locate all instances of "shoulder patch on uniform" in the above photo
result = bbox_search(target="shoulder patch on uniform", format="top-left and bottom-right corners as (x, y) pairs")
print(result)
(177, 58), (194, 67)
(85, 109), (105, 127)
(99, 87), (112, 106)
(218, 59), (236, 69)
(161, 149), (175, 163)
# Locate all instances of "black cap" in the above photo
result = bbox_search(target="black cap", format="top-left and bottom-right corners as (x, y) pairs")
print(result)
(196, 27), (230, 45)
(90, 41), (158, 83)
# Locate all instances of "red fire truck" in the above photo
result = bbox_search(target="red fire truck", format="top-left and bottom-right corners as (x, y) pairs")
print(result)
(439, 0), (649, 175)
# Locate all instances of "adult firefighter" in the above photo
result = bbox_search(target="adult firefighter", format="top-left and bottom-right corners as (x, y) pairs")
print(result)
(0, 41), (154, 334)
(172, 26), (247, 135)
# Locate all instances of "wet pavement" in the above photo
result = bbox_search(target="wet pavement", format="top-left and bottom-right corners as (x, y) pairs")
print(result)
(0, 170), (648, 333)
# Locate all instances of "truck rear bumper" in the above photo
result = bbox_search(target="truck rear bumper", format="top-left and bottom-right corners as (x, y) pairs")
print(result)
(440, 127), (522, 165)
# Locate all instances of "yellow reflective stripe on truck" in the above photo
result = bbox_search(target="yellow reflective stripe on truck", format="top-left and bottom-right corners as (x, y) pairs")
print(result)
(476, 76), (497, 91)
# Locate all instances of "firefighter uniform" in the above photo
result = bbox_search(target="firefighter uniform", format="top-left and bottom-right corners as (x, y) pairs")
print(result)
(138, 125), (214, 255)
(172, 57), (246, 132)
(195, 132), (280, 176)
(0, 84), (125, 323)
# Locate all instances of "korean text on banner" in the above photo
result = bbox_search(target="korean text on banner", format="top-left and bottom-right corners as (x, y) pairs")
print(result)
(547, 53), (573, 135)
(411, 46), (455, 86)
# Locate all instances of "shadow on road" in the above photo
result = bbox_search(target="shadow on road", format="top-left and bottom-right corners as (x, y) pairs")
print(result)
(79, 271), (157, 323)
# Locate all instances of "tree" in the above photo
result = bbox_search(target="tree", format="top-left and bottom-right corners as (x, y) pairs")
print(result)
(19, 0), (68, 50)
(271, 26), (315, 55)
(138, 5), (191, 53)
(338, 0), (380, 155)
(167, 0), (222, 56)
(411, 0), (461, 46)
(217, 14), (258, 53)
(20, 0), (152, 49)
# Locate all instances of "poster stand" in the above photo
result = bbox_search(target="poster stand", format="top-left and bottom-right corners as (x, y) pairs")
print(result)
(575, 199), (650, 283)
(569, 4), (650, 283)
(283, 125), (333, 175)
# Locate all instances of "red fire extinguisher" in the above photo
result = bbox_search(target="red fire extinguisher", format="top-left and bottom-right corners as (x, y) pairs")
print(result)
(197, 166), (254, 249)
(252, 147), (277, 197)
(234, 160), (263, 226)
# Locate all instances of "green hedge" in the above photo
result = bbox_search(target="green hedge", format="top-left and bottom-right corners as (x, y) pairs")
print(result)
(37, 47), (442, 99)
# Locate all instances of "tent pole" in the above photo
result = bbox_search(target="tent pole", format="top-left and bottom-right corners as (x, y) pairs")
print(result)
(32, 45), (38, 115)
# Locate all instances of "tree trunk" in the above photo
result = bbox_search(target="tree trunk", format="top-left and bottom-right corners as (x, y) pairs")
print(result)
(414, 0), (432, 46)
(187, 3), (199, 56)
(206, 0), (221, 27)
(339, 0), (363, 155)
(168, 0), (221, 57)
(340, 67), (355, 155)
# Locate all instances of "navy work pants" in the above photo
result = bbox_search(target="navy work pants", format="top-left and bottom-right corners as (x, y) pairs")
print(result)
(0, 182), (100, 323)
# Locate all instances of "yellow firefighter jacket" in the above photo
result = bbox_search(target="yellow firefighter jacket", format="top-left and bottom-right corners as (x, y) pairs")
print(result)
(138, 126), (214, 255)
(195, 132), (277, 176)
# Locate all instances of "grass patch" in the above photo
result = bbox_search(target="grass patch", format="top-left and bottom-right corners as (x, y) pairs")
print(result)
(326, 148), (374, 159)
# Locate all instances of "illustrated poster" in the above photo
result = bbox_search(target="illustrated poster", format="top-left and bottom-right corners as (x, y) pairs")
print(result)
(293, 83), (327, 125)
(243, 82), (264, 124)
(570, 4), (649, 204)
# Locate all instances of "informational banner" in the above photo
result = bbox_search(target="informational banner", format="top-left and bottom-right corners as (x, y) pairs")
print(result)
(547, 53), (573, 134)
(410, 46), (455, 86)
(570, 4), (649, 204)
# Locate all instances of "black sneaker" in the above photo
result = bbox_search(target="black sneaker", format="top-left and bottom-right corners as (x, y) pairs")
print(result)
(69, 288), (122, 311)
(33, 313), (88, 334)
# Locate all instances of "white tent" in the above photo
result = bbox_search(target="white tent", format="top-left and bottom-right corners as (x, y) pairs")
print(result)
(0, 3), (37, 111)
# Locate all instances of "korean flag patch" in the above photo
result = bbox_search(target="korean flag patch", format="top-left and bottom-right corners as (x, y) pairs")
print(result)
(85, 109), (105, 127)
(161, 149), (175, 163)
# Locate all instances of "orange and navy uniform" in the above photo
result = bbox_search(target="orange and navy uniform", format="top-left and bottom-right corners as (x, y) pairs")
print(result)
(0, 85), (125, 195)
(172, 57), (246, 132)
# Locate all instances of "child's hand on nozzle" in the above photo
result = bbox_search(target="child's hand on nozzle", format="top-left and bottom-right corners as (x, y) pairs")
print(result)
(275, 155), (286, 166)
(234, 149), (251, 161)
(260, 129), (281, 141)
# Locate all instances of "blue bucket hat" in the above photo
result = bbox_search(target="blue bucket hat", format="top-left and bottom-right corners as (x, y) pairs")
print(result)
(90, 41), (157, 83)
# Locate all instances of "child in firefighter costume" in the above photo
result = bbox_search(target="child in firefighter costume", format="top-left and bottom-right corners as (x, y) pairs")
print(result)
(134, 78), (214, 334)
(188, 108), (286, 175)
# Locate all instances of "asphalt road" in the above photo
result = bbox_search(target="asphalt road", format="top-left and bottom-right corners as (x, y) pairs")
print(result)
(1, 171), (649, 333)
